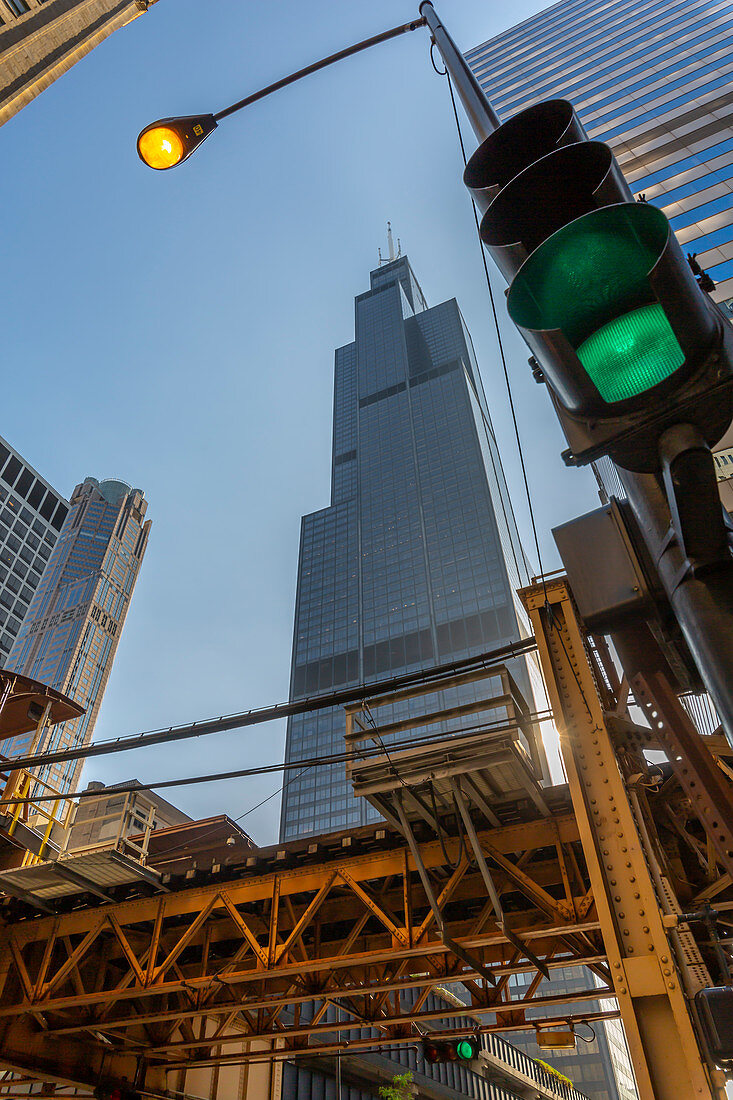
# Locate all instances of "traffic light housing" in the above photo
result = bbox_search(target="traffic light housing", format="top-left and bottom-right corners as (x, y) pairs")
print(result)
(137, 114), (217, 170)
(422, 1035), (481, 1063)
(94, 1082), (141, 1100)
(464, 99), (733, 471)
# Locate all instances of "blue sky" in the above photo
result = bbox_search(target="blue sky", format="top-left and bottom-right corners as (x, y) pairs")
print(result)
(1, 0), (599, 844)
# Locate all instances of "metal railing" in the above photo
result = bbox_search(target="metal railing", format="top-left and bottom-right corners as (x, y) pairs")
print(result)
(484, 1029), (591, 1100)
(0, 770), (76, 865)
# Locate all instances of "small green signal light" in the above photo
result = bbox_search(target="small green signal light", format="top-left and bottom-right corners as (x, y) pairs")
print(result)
(456, 1039), (477, 1061)
(576, 302), (685, 403)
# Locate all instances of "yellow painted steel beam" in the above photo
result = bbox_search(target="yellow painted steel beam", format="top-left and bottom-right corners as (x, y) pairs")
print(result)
(521, 576), (718, 1100)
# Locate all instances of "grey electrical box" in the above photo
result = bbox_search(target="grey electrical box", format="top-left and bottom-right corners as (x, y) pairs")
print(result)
(553, 502), (654, 632)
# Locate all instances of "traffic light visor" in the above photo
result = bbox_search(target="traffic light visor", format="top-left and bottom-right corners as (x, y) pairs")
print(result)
(507, 203), (685, 404)
(137, 114), (217, 170)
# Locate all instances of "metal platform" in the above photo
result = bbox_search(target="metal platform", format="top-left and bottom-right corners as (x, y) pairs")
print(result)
(345, 663), (550, 831)
(0, 847), (163, 908)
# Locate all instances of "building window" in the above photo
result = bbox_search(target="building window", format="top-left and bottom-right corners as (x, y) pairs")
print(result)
(4, 0), (30, 15)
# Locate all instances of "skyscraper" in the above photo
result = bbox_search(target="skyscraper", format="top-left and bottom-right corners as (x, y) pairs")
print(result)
(0, 477), (151, 795)
(0, 435), (68, 669)
(280, 249), (541, 841)
(466, 0), (733, 304)
(0, 0), (159, 127)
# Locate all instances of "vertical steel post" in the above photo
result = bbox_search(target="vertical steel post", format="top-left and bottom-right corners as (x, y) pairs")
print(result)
(521, 576), (719, 1100)
(619, 464), (733, 746)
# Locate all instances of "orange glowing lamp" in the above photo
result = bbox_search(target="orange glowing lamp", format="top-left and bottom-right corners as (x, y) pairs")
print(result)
(136, 114), (217, 170)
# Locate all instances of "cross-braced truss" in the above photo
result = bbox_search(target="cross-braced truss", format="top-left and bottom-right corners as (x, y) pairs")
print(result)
(0, 806), (608, 1087)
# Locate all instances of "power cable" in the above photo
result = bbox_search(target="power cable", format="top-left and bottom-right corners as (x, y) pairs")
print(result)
(433, 58), (598, 730)
(0, 708), (553, 809)
(0, 636), (538, 776)
(442, 69), (548, 593)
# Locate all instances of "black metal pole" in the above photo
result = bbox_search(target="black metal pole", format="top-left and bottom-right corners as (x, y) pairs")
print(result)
(619, 463), (733, 747)
(419, 1), (500, 142)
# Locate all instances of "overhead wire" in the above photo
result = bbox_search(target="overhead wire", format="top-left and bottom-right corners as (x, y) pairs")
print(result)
(0, 708), (553, 809)
(435, 58), (604, 740)
(0, 636), (539, 776)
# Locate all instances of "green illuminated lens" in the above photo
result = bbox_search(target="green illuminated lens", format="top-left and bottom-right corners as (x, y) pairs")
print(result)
(576, 302), (684, 404)
(456, 1041), (475, 1061)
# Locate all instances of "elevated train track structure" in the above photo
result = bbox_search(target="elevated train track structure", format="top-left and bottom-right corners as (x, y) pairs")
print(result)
(0, 580), (729, 1100)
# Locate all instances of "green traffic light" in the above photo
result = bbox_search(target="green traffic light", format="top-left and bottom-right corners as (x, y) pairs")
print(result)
(507, 203), (688, 406)
(456, 1040), (476, 1061)
(577, 302), (684, 403)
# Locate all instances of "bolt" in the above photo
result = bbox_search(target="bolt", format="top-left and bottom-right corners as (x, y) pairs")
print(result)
(661, 956), (668, 964)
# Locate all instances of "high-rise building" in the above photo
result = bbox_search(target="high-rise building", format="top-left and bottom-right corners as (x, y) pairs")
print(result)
(466, 0), (733, 305)
(0, 0), (159, 127)
(0, 477), (151, 794)
(0, 435), (68, 668)
(280, 249), (541, 842)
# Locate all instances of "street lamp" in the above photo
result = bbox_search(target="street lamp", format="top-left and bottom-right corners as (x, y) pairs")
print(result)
(137, 18), (428, 169)
(137, 113), (217, 169)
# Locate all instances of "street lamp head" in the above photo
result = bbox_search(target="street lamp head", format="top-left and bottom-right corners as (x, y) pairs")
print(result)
(136, 114), (217, 170)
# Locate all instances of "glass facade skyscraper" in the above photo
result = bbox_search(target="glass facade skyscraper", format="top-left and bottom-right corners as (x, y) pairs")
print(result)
(0, 435), (68, 669)
(466, 0), (733, 304)
(280, 254), (539, 841)
(0, 476), (151, 795)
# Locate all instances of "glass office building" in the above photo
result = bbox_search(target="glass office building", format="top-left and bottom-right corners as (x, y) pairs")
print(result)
(507, 968), (638, 1100)
(0, 435), (68, 669)
(466, 0), (733, 304)
(0, 477), (151, 795)
(280, 254), (540, 841)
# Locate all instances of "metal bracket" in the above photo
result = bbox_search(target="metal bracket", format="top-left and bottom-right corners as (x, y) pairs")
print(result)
(393, 792), (497, 985)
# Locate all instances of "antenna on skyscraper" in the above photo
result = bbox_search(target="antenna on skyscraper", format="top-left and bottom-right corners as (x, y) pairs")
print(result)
(378, 222), (402, 266)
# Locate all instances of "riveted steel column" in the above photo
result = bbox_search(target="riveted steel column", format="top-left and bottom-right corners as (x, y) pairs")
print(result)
(521, 576), (716, 1100)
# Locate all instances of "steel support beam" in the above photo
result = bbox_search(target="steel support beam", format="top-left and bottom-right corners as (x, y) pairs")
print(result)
(521, 576), (720, 1100)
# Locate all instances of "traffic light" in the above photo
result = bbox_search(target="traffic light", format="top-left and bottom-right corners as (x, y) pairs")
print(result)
(463, 98), (733, 472)
(137, 114), (217, 170)
(422, 1035), (481, 1063)
(94, 1081), (141, 1100)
